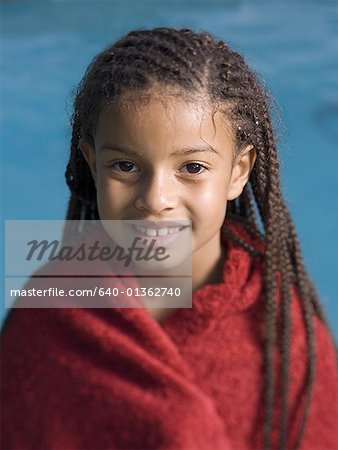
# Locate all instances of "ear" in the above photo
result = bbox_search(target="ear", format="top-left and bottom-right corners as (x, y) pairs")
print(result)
(227, 144), (256, 201)
(78, 138), (97, 184)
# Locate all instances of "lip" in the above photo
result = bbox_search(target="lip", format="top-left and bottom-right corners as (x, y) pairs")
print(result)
(126, 220), (191, 230)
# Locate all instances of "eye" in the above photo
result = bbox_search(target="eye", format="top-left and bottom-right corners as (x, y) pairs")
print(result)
(180, 163), (208, 174)
(110, 161), (139, 173)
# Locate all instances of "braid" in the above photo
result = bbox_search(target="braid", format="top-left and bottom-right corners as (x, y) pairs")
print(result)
(277, 207), (292, 449)
(63, 106), (99, 241)
(281, 204), (317, 449)
(65, 27), (337, 449)
(256, 135), (282, 450)
(238, 183), (262, 237)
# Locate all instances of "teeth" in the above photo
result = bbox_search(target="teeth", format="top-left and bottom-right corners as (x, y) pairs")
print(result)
(146, 228), (157, 237)
(168, 227), (180, 234)
(134, 225), (182, 237)
(157, 228), (168, 236)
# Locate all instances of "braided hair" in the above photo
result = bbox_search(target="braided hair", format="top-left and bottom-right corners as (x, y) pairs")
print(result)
(65, 27), (336, 449)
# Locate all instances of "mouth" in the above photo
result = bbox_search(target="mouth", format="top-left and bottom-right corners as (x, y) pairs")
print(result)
(132, 224), (186, 237)
(127, 223), (190, 248)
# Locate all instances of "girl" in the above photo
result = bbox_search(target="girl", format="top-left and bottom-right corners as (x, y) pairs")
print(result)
(1, 27), (338, 450)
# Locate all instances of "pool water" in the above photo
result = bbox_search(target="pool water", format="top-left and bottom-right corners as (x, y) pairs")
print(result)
(1, 0), (338, 339)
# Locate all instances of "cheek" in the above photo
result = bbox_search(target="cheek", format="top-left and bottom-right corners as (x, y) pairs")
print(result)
(191, 175), (229, 221)
(187, 191), (226, 240)
(190, 174), (228, 205)
(95, 177), (131, 218)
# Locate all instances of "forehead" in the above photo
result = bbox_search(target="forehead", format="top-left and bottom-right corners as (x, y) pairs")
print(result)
(94, 91), (235, 154)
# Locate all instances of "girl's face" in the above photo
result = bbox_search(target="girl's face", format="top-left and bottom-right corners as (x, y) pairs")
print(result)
(80, 92), (255, 280)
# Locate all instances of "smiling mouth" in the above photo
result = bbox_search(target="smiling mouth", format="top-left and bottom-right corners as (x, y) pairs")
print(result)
(131, 224), (186, 237)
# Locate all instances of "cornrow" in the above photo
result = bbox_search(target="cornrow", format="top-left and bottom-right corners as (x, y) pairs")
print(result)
(64, 27), (336, 449)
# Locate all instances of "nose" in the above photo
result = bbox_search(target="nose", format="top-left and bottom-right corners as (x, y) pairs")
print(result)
(134, 172), (177, 214)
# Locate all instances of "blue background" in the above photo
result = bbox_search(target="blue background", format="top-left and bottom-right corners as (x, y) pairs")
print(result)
(1, 0), (337, 340)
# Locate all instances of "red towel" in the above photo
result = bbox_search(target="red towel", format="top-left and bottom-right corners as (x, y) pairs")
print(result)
(1, 219), (338, 449)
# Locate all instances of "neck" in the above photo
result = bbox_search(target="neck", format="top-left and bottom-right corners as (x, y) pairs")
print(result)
(192, 237), (226, 292)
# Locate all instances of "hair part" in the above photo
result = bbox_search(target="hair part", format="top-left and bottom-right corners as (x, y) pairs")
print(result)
(65, 27), (336, 450)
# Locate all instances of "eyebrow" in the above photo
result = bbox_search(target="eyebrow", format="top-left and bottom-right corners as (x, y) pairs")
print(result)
(99, 143), (222, 157)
